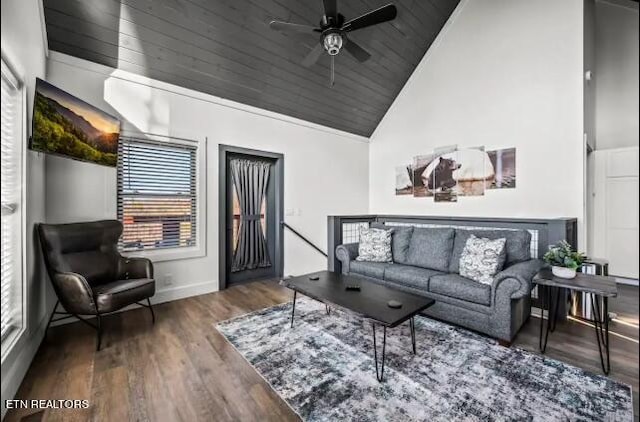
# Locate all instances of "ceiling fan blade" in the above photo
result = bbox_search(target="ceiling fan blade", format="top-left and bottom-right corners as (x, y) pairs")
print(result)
(322, 0), (338, 19)
(344, 38), (371, 62)
(269, 20), (319, 35)
(341, 4), (397, 32)
(302, 43), (324, 67)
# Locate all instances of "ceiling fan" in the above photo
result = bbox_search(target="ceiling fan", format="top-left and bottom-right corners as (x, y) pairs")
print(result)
(269, 1), (398, 86)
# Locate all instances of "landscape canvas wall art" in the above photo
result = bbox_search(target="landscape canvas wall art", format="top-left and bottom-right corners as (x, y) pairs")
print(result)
(451, 146), (490, 197)
(428, 145), (459, 202)
(398, 146), (516, 203)
(412, 154), (435, 197)
(31, 78), (120, 167)
(395, 165), (413, 195)
(487, 147), (517, 189)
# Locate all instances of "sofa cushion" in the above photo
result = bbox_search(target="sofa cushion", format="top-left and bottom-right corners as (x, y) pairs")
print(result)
(449, 229), (531, 273)
(405, 227), (455, 272)
(383, 264), (442, 290)
(459, 235), (507, 285)
(356, 227), (393, 263)
(349, 261), (392, 279)
(370, 223), (414, 264)
(428, 274), (492, 306)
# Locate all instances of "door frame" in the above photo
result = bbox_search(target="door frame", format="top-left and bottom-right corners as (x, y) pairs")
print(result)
(218, 144), (284, 290)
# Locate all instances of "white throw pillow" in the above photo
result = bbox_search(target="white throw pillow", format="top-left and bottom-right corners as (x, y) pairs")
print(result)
(459, 235), (507, 285)
(356, 227), (393, 263)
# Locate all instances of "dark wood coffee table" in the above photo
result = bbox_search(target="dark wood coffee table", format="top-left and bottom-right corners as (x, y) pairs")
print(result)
(280, 270), (435, 381)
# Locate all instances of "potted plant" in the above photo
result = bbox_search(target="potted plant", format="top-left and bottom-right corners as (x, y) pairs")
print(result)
(543, 240), (586, 279)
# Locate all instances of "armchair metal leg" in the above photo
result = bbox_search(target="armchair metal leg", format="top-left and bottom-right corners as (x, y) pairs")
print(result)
(135, 299), (157, 324)
(44, 300), (60, 338)
(45, 298), (154, 352)
(147, 298), (156, 324)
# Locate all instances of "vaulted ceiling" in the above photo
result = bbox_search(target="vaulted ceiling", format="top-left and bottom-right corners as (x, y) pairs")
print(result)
(43, 0), (460, 137)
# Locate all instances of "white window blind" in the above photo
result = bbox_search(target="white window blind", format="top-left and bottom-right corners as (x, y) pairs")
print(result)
(1, 60), (24, 346)
(117, 137), (198, 252)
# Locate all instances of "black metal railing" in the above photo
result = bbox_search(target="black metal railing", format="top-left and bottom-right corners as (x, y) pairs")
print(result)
(281, 221), (328, 257)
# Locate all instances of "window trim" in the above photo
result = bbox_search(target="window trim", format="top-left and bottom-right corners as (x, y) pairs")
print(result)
(118, 132), (207, 263)
(1, 56), (28, 363)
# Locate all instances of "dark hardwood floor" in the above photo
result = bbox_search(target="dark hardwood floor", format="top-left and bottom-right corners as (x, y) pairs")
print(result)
(5, 282), (639, 422)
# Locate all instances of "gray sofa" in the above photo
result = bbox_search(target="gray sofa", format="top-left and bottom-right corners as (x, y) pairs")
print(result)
(335, 223), (544, 342)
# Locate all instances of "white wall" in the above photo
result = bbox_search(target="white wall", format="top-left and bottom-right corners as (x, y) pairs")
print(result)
(368, 0), (587, 247)
(584, 0), (597, 152)
(595, 0), (639, 150)
(44, 52), (369, 297)
(1, 0), (49, 418)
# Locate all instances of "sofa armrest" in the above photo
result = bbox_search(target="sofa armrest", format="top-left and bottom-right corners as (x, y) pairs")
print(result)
(335, 243), (359, 274)
(492, 259), (545, 301)
(118, 257), (154, 280)
(53, 272), (97, 315)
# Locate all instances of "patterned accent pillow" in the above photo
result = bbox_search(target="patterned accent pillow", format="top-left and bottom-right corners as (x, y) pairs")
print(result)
(356, 227), (393, 263)
(459, 235), (507, 285)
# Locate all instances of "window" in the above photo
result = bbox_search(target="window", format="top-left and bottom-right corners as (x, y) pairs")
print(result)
(117, 136), (203, 261)
(1, 59), (25, 356)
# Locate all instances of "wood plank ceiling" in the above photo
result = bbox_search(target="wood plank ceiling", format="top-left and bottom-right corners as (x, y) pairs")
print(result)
(43, 0), (460, 137)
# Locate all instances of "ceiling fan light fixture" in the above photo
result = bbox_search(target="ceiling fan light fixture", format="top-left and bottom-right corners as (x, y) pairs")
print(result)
(323, 33), (343, 55)
(269, 1), (398, 84)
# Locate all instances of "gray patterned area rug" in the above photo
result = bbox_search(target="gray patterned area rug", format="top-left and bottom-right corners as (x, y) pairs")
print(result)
(216, 297), (633, 421)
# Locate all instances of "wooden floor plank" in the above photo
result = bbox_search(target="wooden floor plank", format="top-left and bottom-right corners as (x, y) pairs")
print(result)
(89, 366), (130, 422)
(5, 281), (638, 422)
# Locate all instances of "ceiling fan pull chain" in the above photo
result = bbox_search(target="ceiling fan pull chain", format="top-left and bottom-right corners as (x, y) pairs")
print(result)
(330, 55), (335, 87)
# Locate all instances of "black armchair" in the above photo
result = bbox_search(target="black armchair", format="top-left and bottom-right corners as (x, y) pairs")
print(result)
(38, 220), (156, 350)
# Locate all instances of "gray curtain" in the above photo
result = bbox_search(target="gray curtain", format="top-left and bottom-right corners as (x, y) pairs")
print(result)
(231, 159), (271, 272)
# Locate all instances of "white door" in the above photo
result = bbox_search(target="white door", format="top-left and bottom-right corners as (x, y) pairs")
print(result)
(590, 147), (639, 279)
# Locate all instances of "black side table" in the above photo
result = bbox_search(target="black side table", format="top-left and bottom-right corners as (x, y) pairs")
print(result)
(533, 269), (618, 375)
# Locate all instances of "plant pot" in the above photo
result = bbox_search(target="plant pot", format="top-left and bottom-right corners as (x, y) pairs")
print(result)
(552, 266), (577, 279)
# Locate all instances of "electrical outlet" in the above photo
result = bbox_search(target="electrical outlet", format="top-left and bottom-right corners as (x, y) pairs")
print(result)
(164, 273), (174, 286)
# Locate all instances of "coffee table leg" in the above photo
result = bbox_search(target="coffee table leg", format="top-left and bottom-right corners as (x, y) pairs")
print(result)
(372, 323), (387, 382)
(290, 290), (297, 328)
(409, 317), (416, 354)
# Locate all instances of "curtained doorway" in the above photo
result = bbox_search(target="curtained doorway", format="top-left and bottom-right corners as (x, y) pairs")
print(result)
(219, 145), (284, 289)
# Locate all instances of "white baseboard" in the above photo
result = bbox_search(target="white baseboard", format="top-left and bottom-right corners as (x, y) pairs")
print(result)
(50, 279), (218, 327)
(615, 277), (638, 287)
(1, 314), (49, 420)
(152, 279), (218, 304)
